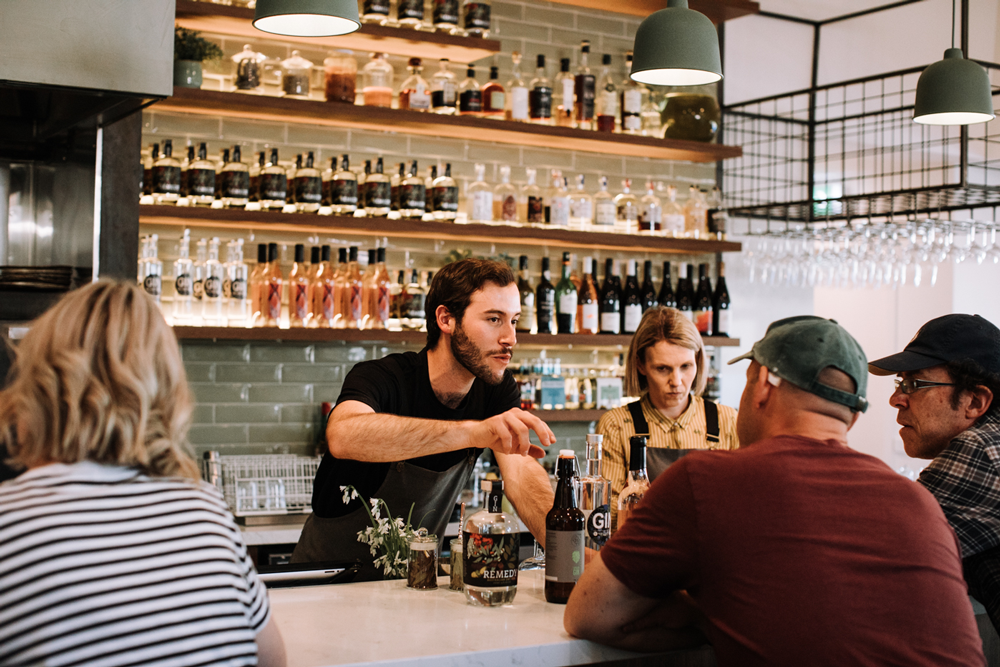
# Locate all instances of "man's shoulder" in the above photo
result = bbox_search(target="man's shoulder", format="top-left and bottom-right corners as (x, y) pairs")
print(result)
(349, 350), (423, 377)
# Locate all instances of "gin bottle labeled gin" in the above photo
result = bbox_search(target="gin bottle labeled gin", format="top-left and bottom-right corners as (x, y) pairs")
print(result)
(578, 434), (610, 551)
(464, 480), (519, 607)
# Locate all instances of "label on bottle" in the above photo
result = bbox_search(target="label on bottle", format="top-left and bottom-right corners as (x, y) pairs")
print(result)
(464, 2), (491, 29)
(664, 213), (685, 235)
(600, 311), (620, 334)
(519, 292), (535, 329)
(570, 198), (593, 222)
(175, 273), (192, 297)
(459, 89), (483, 113)
(350, 283), (363, 321)
(332, 179), (359, 207)
(527, 195), (544, 223)
(294, 283), (309, 319)
(221, 170), (250, 199)
(405, 291), (426, 320)
(585, 504), (610, 547)
(231, 278), (247, 301)
(377, 284), (390, 322)
(431, 82), (457, 108)
(463, 531), (519, 588)
(499, 194), (517, 221)
(561, 78), (575, 109)
(367, 181), (392, 209)
(510, 86), (529, 120)
(222, 277), (231, 298)
(295, 175), (323, 204)
(488, 90), (505, 111)
(529, 86), (553, 119)
(600, 89), (617, 114)
(193, 276), (204, 300)
(152, 165), (181, 194)
(259, 173), (288, 202)
(623, 114), (642, 131)
(581, 302), (598, 332)
(267, 281), (281, 319)
(204, 275), (222, 299)
(433, 0), (459, 24)
(716, 308), (730, 336)
(398, 0), (423, 19)
(188, 168), (216, 197)
(617, 201), (638, 223)
(545, 529), (584, 583)
(558, 290), (577, 317)
(470, 190), (492, 222)
(695, 308), (712, 335)
(434, 185), (459, 212)
(322, 284), (335, 321)
(708, 209), (728, 235)
(401, 183), (426, 211)
(142, 274), (161, 297)
(408, 83), (431, 110)
(537, 293), (554, 333)
(623, 303), (642, 333)
(623, 89), (642, 114)
(575, 74), (595, 120)
(550, 195), (569, 226)
(595, 200), (615, 226)
(363, 0), (390, 15)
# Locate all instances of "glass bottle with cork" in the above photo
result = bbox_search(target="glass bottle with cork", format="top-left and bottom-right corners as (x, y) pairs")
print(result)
(614, 179), (639, 234)
(431, 59), (458, 114)
(574, 41), (596, 130)
(555, 251), (578, 334)
(640, 260), (658, 314)
(516, 255), (535, 334)
(467, 163), (492, 223)
(362, 53), (394, 107)
(400, 160), (426, 219)
(520, 167), (543, 225)
(569, 175), (593, 229)
(365, 157), (391, 217)
(480, 65), (506, 118)
(619, 51), (644, 135)
(288, 244), (311, 328)
(599, 258), (621, 334)
(138, 235), (163, 304)
(294, 152), (322, 213)
(545, 450), (585, 604)
(463, 480), (519, 607)
(578, 434), (610, 552)
(399, 58), (431, 111)
(506, 52), (529, 122)
(621, 259), (642, 334)
(694, 263), (714, 336)
(616, 435), (650, 533)
(639, 181), (662, 234)
(259, 149), (287, 211)
(657, 261), (676, 308)
(228, 239), (249, 327)
(173, 230), (194, 323)
(328, 155), (359, 215)
(186, 143), (216, 207)
(432, 163), (458, 220)
(713, 262), (731, 337)
(492, 164), (517, 223)
(528, 54), (553, 126)
(578, 257), (600, 335)
(220, 146), (250, 209)
(151, 139), (181, 204)
(202, 237), (226, 325)
(280, 51), (313, 99)
(535, 257), (556, 335)
(595, 54), (618, 133)
(593, 176), (615, 229)
(556, 57), (575, 128)
(458, 64), (482, 115)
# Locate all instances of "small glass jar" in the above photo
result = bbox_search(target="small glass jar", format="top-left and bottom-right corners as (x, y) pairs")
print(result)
(324, 50), (357, 103)
(232, 44), (266, 94)
(281, 50), (314, 99)
(449, 537), (463, 591)
(362, 53), (394, 108)
(408, 529), (438, 590)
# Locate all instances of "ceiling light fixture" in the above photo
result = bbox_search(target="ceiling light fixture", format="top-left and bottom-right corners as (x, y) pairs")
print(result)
(253, 0), (360, 38)
(630, 0), (722, 87)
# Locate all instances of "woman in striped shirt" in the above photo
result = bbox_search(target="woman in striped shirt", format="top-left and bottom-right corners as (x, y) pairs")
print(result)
(0, 281), (285, 667)
(597, 307), (739, 530)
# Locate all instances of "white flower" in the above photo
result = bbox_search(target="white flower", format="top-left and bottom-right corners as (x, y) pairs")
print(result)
(351, 489), (359, 500)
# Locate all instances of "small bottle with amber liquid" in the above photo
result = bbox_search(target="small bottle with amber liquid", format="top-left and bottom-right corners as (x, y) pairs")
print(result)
(545, 450), (585, 604)
(616, 435), (650, 533)
(264, 242), (282, 327)
(288, 244), (311, 328)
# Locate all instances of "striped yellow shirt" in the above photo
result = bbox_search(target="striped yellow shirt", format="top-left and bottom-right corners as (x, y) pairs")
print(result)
(596, 393), (739, 529)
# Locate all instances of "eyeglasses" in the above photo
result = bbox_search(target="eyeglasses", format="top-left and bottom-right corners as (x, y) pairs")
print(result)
(893, 377), (957, 395)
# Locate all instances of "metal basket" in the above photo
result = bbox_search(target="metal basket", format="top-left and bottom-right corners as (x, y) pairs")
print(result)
(215, 454), (322, 516)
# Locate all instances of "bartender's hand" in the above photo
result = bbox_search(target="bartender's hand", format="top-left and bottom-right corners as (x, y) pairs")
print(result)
(474, 407), (555, 458)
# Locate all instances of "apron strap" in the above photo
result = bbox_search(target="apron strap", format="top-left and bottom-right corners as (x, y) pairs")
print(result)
(704, 399), (720, 444)
(627, 398), (650, 436)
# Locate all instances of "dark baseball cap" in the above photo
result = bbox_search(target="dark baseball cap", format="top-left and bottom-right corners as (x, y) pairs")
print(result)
(729, 316), (869, 413)
(868, 314), (1000, 376)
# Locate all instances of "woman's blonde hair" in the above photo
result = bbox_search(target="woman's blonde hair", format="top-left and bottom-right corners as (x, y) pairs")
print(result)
(0, 281), (199, 480)
(624, 306), (707, 397)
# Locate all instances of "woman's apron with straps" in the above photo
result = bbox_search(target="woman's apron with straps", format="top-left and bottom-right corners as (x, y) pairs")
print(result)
(627, 396), (720, 482)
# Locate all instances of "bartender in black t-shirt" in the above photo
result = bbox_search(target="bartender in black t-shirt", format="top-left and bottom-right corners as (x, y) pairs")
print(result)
(293, 258), (556, 579)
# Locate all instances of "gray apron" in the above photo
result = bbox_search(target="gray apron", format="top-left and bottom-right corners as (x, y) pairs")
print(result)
(627, 398), (719, 482)
(292, 451), (477, 581)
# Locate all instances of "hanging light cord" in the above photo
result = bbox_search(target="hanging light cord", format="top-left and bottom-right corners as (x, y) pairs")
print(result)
(951, 0), (956, 49)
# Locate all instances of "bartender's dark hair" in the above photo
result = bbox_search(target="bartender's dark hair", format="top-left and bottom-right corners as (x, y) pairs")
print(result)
(426, 258), (516, 349)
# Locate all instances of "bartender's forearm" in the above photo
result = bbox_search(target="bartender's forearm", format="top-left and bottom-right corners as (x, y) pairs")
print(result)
(496, 452), (553, 545)
(327, 403), (477, 462)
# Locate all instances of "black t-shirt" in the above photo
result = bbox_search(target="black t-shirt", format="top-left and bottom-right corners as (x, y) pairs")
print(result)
(312, 349), (519, 517)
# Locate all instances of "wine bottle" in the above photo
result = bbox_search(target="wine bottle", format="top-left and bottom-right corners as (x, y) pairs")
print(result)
(675, 263), (693, 322)
(545, 450), (586, 604)
(640, 260), (657, 313)
(578, 433), (610, 552)
(464, 480), (520, 607)
(657, 261), (676, 308)
(555, 252), (578, 334)
(694, 263), (713, 336)
(288, 243), (311, 328)
(536, 257), (556, 335)
(616, 435), (650, 533)
(578, 257), (600, 335)
(713, 261), (731, 337)
(516, 255), (535, 333)
(599, 258), (620, 334)
(621, 259), (642, 334)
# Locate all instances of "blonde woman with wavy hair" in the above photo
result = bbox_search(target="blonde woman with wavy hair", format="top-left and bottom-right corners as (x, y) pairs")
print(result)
(597, 306), (739, 530)
(0, 281), (285, 667)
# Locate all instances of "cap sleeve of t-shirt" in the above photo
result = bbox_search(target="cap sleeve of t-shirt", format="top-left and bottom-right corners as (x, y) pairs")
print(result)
(336, 357), (403, 415)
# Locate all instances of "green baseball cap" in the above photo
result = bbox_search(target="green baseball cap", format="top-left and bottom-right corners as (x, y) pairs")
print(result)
(728, 316), (869, 413)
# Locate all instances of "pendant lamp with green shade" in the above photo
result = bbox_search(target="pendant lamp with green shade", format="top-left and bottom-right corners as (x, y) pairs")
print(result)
(630, 0), (722, 87)
(253, 0), (360, 38)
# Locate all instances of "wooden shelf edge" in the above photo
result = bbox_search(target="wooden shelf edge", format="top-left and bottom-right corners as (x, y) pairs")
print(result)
(530, 409), (606, 422)
(154, 87), (741, 163)
(175, 0), (500, 62)
(139, 205), (743, 254)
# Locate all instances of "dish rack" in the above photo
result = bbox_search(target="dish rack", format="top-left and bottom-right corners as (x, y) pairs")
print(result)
(211, 454), (322, 516)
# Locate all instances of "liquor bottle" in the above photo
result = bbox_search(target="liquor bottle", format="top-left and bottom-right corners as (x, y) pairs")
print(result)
(467, 163), (492, 223)
(329, 155), (359, 215)
(431, 59), (457, 115)
(295, 151), (322, 213)
(697, 263), (715, 335)
(463, 0), (491, 38)
(365, 157), (391, 217)
(657, 261), (676, 308)
(432, 163), (458, 221)
(178, 143), (192, 199)
(203, 237), (225, 325)
(192, 238), (207, 306)
(396, 0), (424, 25)
(228, 239), (249, 326)
(555, 252), (578, 334)
(213, 148), (227, 201)
(568, 174), (593, 229)
(578, 433), (610, 552)
(493, 164), (517, 223)
(361, 0), (390, 25)
(362, 52), (394, 107)
(545, 450), (586, 604)
(249, 151), (263, 203)
(662, 184), (685, 237)
(286, 154), (299, 206)
(707, 186), (728, 240)
(222, 240), (235, 303)
(516, 255), (536, 333)
(548, 173), (570, 227)
(375, 247), (390, 329)
(399, 58), (431, 111)
(259, 148), (287, 210)
(390, 162), (405, 213)
(400, 160), (426, 219)
(464, 479), (519, 607)
(433, 0), (460, 32)
(614, 179), (639, 234)
(220, 146), (250, 208)
(424, 165), (437, 216)
(619, 51), (643, 135)
(674, 263), (693, 322)
(593, 176), (615, 229)
(621, 259), (642, 334)
(555, 58), (575, 128)
(359, 160), (373, 216)
(574, 41), (596, 130)
(458, 64), (483, 115)
(595, 54), (618, 133)
(360, 249), (378, 329)
(639, 181), (662, 234)
(403, 269), (427, 330)
(528, 54), (553, 125)
(330, 248), (348, 328)
(481, 65), (505, 118)
(265, 243), (282, 327)
(139, 235), (163, 304)
(640, 260), (658, 313)
(713, 261), (731, 336)
(313, 245), (336, 328)
(506, 52), (529, 122)
(151, 139), (182, 204)
(249, 243), (267, 327)
(142, 143), (157, 197)
(186, 143), (216, 207)
(684, 185), (708, 238)
(288, 244), (311, 328)
(616, 435), (650, 532)
(388, 269), (406, 329)
(173, 230), (194, 322)
(599, 258), (621, 334)
(520, 167), (544, 224)
(641, 91), (662, 137)
(578, 257), (599, 335)
(348, 247), (364, 328)
(536, 257), (556, 335)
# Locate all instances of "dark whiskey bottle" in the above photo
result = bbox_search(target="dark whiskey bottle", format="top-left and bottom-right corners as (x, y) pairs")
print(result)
(545, 450), (585, 604)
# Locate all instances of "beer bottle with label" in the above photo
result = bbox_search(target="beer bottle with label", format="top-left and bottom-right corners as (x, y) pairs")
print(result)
(545, 450), (586, 604)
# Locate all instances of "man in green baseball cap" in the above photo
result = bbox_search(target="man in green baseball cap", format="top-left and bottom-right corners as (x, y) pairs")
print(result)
(565, 315), (983, 665)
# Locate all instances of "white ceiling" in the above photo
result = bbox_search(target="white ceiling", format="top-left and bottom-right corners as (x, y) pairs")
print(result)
(757, 0), (926, 23)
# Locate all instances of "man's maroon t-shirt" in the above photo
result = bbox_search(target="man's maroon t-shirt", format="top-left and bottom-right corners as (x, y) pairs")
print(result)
(600, 435), (985, 666)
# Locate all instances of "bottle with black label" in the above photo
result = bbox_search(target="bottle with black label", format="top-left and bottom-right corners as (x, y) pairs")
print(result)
(458, 64), (483, 115)
(516, 255), (535, 333)
(400, 160), (426, 219)
(535, 257), (556, 335)
(640, 260), (657, 313)
(529, 54), (553, 125)
(657, 261), (676, 308)
(152, 139), (181, 204)
(599, 258), (621, 334)
(619, 51), (643, 135)
(621, 259), (642, 334)
(138, 235), (163, 304)
(214, 148), (228, 201)
(463, 0), (491, 37)
(545, 450), (585, 604)
(578, 433), (610, 552)
(574, 40), (596, 130)
(359, 160), (372, 214)
(464, 479), (519, 607)
(361, 0), (390, 25)
(203, 237), (226, 325)
(390, 162), (405, 212)
(396, 0), (423, 26)
(180, 145), (194, 199)
(433, 0), (460, 33)
(187, 143), (216, 207)
(432, 163), (458, 220)
(173, 229), (194, 322)
(249, 151), (264, 203)
(402, 268), (426, 330)
(424, 165), (437, 216)
(431, 59), (457, 114)
(364, 157), (391, 217)
(617, 435), (650, 533)
(221, 146), (250, 208)
(295, 151), (322, 213)
(555, 251), (578, 334)
(713, 261), (731, 337)
(142, 143), (157, 196)
(675, 263), (693, 323)
(259, 148), (288, 210)
(694, 263), (714, 335)
(329, 155), (358, 215)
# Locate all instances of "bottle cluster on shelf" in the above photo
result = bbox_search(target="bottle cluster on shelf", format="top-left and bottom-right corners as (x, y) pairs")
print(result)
(513, 357), (623, 412)
(142, 139), (728, 238)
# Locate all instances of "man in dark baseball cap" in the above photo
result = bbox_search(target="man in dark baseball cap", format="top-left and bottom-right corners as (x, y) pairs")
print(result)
(870, 313), (1000, 632)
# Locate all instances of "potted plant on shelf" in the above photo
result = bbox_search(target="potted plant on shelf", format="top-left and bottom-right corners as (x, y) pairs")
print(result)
(174, 28), (224, 89)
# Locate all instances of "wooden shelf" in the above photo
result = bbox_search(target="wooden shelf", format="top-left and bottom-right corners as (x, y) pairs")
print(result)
(530, 409), (606, 422)
(156, 87), (742, 163)
(171, 326), (740, 348)
(543, 0), (759, 23)
(175, 0), (500, 63)
(140, 205), (742, 254)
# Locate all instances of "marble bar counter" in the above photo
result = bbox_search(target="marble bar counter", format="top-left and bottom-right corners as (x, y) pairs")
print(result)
(269, 569), (716, 667)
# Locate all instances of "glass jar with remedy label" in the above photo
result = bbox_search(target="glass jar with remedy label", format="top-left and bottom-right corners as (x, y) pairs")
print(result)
(506, 52), (529, 122)
(399, 58), (431, 111)
(324, 50), (357, 103)
(433, 0), (460, 33)
(463, 0), (490, 37)
(481, 66), (505, 118)
(365, 157), (391, 217)
(361, 0), (391, 25)
(493, 164), (517, 223)
(233, 44), (265, 94)
(545, 450), (585, 604)
(458, 64), (482, 115)
(187, 143), (216, 206)
(327, 155), (358, 215)
(396, 0), (424, 27)
(294, 152), (322, 213)
(151, 139), (181, 204)
(467, 163), (492, 223)
(528, 54), (553, 125)
(259, 149), (287, 210)
(362, 53), (394, 107)
(464, 480), (519, 607)
(280, 51), (313, 99)
(432, 163), (458, 220)
(431, 59), (457, 114)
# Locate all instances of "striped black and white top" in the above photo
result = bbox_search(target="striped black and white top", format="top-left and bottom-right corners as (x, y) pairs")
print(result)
(0, 462), (270, 667)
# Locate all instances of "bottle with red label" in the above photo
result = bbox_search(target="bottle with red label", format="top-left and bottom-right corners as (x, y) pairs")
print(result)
(464, 479), (519, 607)
(265, 242), (282, 327)
(288, 244), (311, 328)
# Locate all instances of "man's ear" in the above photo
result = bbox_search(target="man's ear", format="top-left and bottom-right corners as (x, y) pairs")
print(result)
(436, 305), (456, 336)
(751, 364), (774, 409)
(965, 385), (994, 421)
